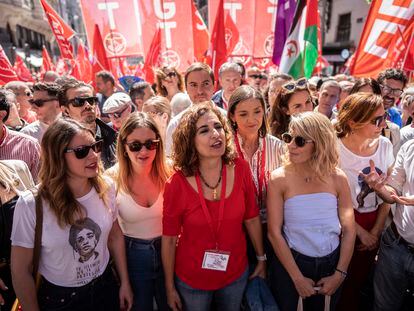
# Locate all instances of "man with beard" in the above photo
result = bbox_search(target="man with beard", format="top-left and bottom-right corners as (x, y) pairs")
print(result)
(377, 68), (407, 128)
(58, 79), (117, 169)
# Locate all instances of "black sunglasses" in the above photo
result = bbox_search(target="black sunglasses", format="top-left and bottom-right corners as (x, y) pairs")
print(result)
(163, 72), (177, 79)
(29, 98), (57, 107)
(64, 140), (103, 159)
(126, 139), (160, 152)
(67, 96), (98, 107)
(282, 78), (307, 91)
(370, 113), (388, 127)
(281, 133), (313, 147)
(108, 105), (129, 119)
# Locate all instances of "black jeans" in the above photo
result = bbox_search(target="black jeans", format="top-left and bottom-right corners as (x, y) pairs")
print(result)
(269, 247), (341, 311)
(38, 264), (119, 311)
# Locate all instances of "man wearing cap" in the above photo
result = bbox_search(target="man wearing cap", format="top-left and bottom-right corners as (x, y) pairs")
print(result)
(103, 92), (134, 131)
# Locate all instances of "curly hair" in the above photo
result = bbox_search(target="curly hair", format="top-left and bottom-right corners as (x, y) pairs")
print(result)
(335, 93), (384, 138)
(172, 102), (236, 176)
(377, 68), (408, 88)
(155, 66), (184, 97)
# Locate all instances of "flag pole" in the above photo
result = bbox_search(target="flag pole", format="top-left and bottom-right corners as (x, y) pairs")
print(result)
(402, 28), (414, 70)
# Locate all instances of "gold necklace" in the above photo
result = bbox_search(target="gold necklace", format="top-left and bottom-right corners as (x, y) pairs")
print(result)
(199, 163), (223, 200)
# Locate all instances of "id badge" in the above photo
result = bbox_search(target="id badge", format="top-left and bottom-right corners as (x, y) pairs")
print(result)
(202, 250), (230, 271)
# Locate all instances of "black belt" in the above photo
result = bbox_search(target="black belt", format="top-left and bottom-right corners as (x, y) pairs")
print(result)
(390, 222), (414, 254)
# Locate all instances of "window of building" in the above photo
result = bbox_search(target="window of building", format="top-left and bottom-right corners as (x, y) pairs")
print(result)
(336, 13), (351, 42)
(22, 0), (35, 10)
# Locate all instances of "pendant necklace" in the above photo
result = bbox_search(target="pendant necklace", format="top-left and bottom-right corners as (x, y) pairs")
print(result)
(199, 163), (223, 200)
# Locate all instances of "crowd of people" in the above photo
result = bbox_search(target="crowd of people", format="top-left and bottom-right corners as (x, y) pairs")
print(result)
(0, 60), (413, 311)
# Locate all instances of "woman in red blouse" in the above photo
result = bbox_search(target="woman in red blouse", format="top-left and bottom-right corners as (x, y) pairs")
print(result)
(162, 103), (266, 311)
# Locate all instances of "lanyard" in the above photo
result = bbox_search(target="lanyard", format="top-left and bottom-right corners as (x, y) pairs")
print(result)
(195, 163), (227, 250)
(234, 133), (266, 204)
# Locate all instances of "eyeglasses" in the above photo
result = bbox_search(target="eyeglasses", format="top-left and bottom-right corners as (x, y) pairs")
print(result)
(370, 113), (388, 127)
(380, 84), (403, 97)
(28, 98), (57, 107)
(126, 139), (160, 152)
(108, 105), (129, 119)
(282, 78), (307, 91)
(163, 72), (177, 79)
(249, 74), (264, 80)
(64, 140), (103, 159)
(281, 133), (313, 147)
(67, 96), (98, 107)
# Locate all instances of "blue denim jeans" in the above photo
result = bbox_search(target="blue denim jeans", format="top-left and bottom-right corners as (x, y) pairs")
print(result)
(269, 247), (341, 311)
(125, 235), (169, 311)
(373, 225), (414, 311)
(175, 267), (249, 311)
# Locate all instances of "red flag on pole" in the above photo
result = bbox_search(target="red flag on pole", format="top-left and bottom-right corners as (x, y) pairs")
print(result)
(41, 46), (55, 73)
(72, 42), (93, 83)
(143, 27), (161, 84)
(191, 1), (210, 62)
(14, 55), (34, 82)
(209, 0), (227, 82)
(39, 0), (75, 60)
(225, 12), (240, 55)
(0, 45), (18, 85)
(91, 24), (110, 80)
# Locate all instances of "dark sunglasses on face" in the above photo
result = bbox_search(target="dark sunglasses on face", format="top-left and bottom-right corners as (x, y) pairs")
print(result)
(28, 98), (57, 107)
(67, 96), (98, 107)
(126, 139), (160, 152)
(64, 140), (103, 159)
(108, 105), (129, 119)
(281, 133), (313, 147)
(282, 78), (308, 91)
(370, 113), (388, 127)
(163, 72), (177, 79)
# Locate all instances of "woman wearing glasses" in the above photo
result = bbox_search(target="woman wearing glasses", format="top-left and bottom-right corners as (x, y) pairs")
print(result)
(107, 112), (171, 310)
(267, 112), (356, 311)
(162, 103), (265, 311)
(142, 96), (172, 142)
(155, 67), (184, 101)
(335, 93), (394, 311)
(11, 119), (133, 311)
(269, 78), (314, 139)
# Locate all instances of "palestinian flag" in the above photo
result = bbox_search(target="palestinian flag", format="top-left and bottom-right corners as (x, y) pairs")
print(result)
(279, 0), (319, 79)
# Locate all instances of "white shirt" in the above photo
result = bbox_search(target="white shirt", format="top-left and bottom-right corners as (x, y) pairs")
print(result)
(400, 124), (414, 146)
(11, 184), (118, 287)
(339, 136), (394, 213)
(20, 120), (49, 143)
(387, 140), (414, 244)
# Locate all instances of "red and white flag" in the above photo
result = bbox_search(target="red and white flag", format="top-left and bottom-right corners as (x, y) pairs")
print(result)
(225, 12), (240, 55)
(91, 24), (111, 80)
(0, 45), (18, 85)
(143, 27), (162, 84)
(14, 55), (34, 82)
(72, 42), (93, 84)
(209, 0), (227, 81)
(40, 0), (75, 60)
(192, 0), (210, 62)
(41, 46), (55, 73)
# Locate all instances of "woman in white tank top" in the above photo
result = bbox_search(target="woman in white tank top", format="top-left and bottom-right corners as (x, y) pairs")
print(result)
(267, 112), (356, 311)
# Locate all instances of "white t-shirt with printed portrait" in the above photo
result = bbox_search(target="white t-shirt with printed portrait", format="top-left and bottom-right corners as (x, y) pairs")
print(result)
(11, 182), (118, 287)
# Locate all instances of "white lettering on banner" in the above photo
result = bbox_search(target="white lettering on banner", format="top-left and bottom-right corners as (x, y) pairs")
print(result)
(224, 2), (242, 22)
(364, 19), (400, 59)
(154, 0), (176, 19)
(379, 0), (414, 21)
(267, 0), (278, 32)
(133, 0), (143, 38)
(159, 21), (177, 48)
(97, 2), (120, 30)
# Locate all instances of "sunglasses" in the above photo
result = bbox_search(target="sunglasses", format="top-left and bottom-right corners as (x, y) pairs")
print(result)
(282, 78), (307, 91)
(64, 140), (103, 159)
(108, 105), (129, 119)
(67, 96), (98, 107)
(370, 113), (388, 127)
(281, 133), (313, 147)
(126, 139), (160, 152)
(163, 72), (177, 79)
(28, 98), (57, 107)
(380, 84), (403, 97)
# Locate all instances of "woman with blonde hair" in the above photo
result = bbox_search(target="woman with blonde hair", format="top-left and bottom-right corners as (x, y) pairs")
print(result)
(142, 96), (172, 141)
(11, 119), (133, 311)
(267, 112), (356, 311)
(108, 112), (171, 310)
(335, 93), (394, 311)
(162, 103), (265, 311)
(155, 66), (184, 101)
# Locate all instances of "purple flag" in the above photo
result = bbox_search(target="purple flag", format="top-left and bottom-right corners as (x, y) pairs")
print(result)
(272, 0), (297, 66)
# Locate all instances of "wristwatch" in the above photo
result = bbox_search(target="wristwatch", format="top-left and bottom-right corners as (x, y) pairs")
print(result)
(256, 254), (267, 261)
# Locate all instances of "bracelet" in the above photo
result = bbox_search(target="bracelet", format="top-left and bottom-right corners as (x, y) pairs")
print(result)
(256, 254), (267, 261)
(335, 268), (348, 278)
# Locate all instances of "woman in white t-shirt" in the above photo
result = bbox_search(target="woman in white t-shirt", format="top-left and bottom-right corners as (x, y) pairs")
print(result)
(107, 112), (172, 310)
(11, 119), (133, 311)
(335, 93), (394, 311)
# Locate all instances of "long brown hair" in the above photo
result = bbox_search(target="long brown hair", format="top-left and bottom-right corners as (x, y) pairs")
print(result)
(155, 66), (184, 96)
(39, 118), (109, 227)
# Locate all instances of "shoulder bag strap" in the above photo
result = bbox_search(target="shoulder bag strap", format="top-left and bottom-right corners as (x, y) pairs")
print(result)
(32, 193), (43, 276)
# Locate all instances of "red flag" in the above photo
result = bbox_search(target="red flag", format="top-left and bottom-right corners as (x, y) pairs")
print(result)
(14, 55), (34, 82)
(225, 12), (240, 55)
(40, 0), (74, 59)
(91, 24), (110, 80)
(404, 33), (414, 71)
(0, 45), (18, 85)
(41, 46), (55, 73)
(209, 0), (227, 81)
(72, 42), (93, 83)
(191, 1), (210, 62)
(55, 58), (69, 76)
(143, 27), (161, 84)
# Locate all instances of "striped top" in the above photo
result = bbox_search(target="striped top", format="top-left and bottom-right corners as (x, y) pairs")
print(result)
(0, 126), (40, 181)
